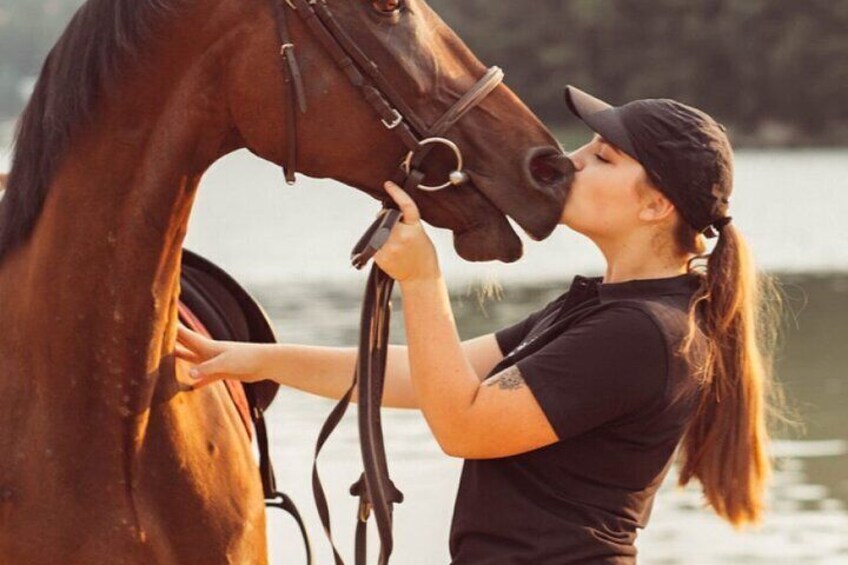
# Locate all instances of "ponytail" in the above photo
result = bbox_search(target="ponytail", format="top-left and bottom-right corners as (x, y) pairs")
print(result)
(676, 221), (784, 526)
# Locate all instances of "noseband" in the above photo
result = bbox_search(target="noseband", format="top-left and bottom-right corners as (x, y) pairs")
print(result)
(267, 2), (505, 564)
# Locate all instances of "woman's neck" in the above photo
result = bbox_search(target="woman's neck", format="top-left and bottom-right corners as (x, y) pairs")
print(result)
(594, 231), (690, 284)
(603, 262), (689, 284)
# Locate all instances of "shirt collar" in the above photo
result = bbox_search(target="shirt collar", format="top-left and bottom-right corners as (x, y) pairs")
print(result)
(585, 273), (703, 304)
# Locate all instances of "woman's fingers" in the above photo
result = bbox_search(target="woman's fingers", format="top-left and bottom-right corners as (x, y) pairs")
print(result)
(374, 180), (441, 282)
(383, 181), (420, 224)
(188, 372), (222, 389)
(187, 354), (232, 387)
(174, 323), (240, 389)
(177, 323), (220, 355)
(176, 323), (222, 381)
(174, 342), (202, 364)
(177, 322), (205, 346)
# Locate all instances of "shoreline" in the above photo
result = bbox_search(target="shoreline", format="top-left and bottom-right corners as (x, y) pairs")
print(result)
(2, 116), (847, 152)
(552, 124), (848, 151)
(243, 270), (848, 301)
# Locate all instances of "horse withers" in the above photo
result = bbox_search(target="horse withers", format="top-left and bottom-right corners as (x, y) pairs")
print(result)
(0, 0), (573, 563)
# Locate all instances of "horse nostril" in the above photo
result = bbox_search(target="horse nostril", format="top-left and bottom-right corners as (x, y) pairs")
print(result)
(530, 156), (561, 185)
(527, 147), (575, 187)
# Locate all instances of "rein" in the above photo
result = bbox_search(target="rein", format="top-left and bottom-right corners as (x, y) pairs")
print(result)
(267, 1), (504, 563)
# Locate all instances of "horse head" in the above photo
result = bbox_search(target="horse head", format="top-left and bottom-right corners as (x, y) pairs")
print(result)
(227, 0), (574, 262)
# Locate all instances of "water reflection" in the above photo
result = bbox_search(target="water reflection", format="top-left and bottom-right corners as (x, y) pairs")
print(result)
(257, 272), (848, 564)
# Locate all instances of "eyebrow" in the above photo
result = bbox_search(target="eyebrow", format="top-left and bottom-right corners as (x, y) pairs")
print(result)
(593, 134), (623, 156)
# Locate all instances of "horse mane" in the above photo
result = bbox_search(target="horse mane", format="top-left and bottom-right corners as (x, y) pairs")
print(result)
(0, 0), (186, 261)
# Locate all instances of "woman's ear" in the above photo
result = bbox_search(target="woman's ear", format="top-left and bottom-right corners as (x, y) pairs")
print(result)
(637, 182), (676, 224)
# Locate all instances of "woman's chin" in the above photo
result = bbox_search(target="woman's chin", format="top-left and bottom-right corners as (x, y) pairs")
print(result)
(559, 215), (583, 234)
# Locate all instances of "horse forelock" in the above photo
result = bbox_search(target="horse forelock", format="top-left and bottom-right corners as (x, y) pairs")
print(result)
(0, 0), (188, 261)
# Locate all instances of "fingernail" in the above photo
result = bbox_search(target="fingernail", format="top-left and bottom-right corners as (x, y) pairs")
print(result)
(189, 368), (200, 379)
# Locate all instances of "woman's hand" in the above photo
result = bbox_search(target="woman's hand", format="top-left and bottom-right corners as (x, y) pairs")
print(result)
(374, 181), (441, 282)
(175, 323), (267, 388)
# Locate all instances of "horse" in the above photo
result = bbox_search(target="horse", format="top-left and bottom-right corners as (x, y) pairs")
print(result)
(0, 0), (572, 563)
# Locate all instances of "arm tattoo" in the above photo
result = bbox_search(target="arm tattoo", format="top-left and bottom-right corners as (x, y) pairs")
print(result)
(483, 365), (526, 391)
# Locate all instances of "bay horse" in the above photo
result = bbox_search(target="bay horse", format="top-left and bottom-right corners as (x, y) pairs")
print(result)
(0, 0), (572, 563)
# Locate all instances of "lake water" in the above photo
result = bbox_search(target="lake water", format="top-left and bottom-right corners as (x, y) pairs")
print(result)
(187, 149), (847, 287)
(2, 146), (847, 563)
(1, 144), (846, 285)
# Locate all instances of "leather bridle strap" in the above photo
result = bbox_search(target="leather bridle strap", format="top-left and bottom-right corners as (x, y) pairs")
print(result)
(271, 0), (504, 187)
(290, 0), (423, 149)
(429, 66), (504, 136)
(297, 0), (431, 137)
(269, 0), (306, 184)
(248, 390), (313, 565)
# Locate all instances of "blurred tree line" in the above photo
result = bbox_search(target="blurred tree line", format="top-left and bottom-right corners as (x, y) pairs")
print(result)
(431, 0), (848, 145)
(1, 0), (846, 145)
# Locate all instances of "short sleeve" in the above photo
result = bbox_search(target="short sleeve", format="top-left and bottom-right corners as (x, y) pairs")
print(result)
(494, 303), (553, 356)
(515, 305), (668, 440)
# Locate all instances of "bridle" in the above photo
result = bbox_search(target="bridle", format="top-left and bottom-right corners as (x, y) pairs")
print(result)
(270, 0), (504, 193)
(265, 1), (505, 564)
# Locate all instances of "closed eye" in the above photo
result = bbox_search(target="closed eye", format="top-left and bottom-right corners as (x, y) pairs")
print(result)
(595, 153), (610, 164)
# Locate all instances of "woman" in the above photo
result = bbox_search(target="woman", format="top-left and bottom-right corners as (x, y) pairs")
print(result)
(176, 86), (778, 563)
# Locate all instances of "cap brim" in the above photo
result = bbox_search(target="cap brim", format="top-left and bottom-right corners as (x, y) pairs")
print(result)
(563, 86), (638, 159)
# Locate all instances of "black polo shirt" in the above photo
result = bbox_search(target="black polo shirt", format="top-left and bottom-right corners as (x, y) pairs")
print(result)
(449, 273), (707, 564)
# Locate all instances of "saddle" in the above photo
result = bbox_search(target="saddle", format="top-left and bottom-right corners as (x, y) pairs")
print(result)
(178, 247), (311, 564)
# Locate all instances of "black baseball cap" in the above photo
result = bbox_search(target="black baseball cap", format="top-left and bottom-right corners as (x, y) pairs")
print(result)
(564, 85), (733, 238)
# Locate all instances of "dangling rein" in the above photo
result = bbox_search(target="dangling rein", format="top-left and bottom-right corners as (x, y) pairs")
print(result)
(313, 144), (471, 565)
(312, 132), (492, 565)
(311, 206), (403, 565)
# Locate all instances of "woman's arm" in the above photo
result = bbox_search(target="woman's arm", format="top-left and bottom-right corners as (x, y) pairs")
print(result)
(373, 182), (558, 458)
(257, 335), (503, 408)
(175, 325), (504, 409)
(399, 277), (557, 457)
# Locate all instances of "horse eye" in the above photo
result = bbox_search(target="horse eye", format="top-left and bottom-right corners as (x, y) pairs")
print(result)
(371, 0), (403, 15)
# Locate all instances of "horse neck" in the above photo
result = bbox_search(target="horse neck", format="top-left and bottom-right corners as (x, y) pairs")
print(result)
(0, 24), (240, 427)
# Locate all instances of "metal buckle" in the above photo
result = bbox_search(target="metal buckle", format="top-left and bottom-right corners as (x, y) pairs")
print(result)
(401, 137), (468, 192)
(280, 43), (295, 56)
(381, 109), (403, 130)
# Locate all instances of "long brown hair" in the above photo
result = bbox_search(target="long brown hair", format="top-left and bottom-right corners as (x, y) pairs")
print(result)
(674, 219), (784, 526)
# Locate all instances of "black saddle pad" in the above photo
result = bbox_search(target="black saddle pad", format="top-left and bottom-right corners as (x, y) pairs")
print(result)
(179, 248), (280, 412)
